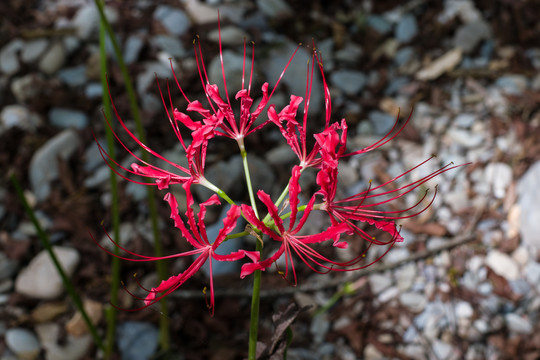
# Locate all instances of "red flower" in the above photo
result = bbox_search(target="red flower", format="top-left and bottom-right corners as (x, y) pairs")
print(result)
(240, 165), (355, 284)
(96, 181), (259, 314)
(96, 78), (212, 190)
(267, 50), (334, 168)
(315, 151), (463, 247)
(166, 20), (302, 149)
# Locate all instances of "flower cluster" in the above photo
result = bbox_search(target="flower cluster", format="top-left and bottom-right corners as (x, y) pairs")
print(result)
(97, 28), (462, 314)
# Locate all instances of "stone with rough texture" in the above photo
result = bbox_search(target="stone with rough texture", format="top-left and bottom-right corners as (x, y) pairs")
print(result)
(29, 129), (80, 201)
(395, 14), (418, 43)
(48, 108), (88, 129)
(485, 250), (519, 281)
(257, 0), (292, 18)
(454, 20), (491, 53)
(5, 328), (41, 360)
(505, 313), (533, 334)
(36, 322), (91, 360)
(153, 5), (190, 36)
(15, 247), (80, 299)
(1, 105), (40, 131)
(416, 48), (462, 81)
(117, 322), (159, 360)
(73, 4), (118, 40)
(484, 162), (512, 199)
(0, 39), (24, 75)
(517, 161), (540, 249)
(22, 38), (49, 64)
(399, 292), (427, 312)
(38, 42), (66, 75)
(331, 70), (367, 96)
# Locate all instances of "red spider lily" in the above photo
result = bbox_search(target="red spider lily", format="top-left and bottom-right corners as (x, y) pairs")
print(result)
(240, 165), (361, 284)
(164, 18), (302, 150)
(95, 181), (259, 314)
(95, 76), (212, 190)
(315, 148), (465, 246)
(267, 49), (333, 169)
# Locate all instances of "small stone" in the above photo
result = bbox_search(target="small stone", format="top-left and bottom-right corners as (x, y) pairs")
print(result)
(399, 292), (426, 312)
(5, 328), (41, 360)
(257, 0), (292, 18)
(21, 38), (49, 64)
(310, 313), (330, 344)
(334, 43), (363, 63)
(85, 83), (103, 98)
(31, 302), (69, 323)
(378, 286), (399, 303)
(454, 113), (476, 128)
(455, 301), (474, 318)
(446, 127), (484, 148)
(395, 46), (415, 67)
(395, 14), (418, 43)
(29, 129), (80, 201)
(123, 34), (145, 65)
(0, 38), (24, 75)
(517, 161), (540, 249)
(432, 339), (454, 360)
(11, 73), (46, 103)
(0, 252), (18, 281)
(38, 42), (66, 75)
(49, 108), (88, 129)
(368, 110), (396, 135)
(368, 273), (393, 294)
(395, 263), (416, 291)
(416, 48), (462, 81)
(15, 246), (80, 299)
(150, 35), (187, 58)
(153, 5), (190, 36)
(485, 250), (519, 281)
(454, 20), (491, 53)
(484, 162), (512, 199)
(36, 322), (91, 360)
(366, 15), (392, 35)
(73, 4), (118, 40)
(1, 105), (40, 131)
(66, 299), (103, 337)
(330, 70), (367, 96)
(208, 26), (248, 46)
(265, 144), (297, 165)
(505, 313), (533, 334)
(180, 0), (219, 24)
(117, 322), (159, 360)
(496, 75), (528, 95)
(364, 344), (384, 360)
(57, 65), (87, 87)
(524, 262), (540, 286)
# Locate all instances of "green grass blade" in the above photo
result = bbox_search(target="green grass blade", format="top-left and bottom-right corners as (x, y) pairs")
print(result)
(94, 0), (170, 350)
(10, 174), (105, 352)
(98, 1), (121, 357)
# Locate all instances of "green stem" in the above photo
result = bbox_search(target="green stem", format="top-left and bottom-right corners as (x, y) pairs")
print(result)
(94, 0), (169, 350)
(98, 6), (120, 357)
(238, 138), (259, 219)
(237, 137), (263, 360)
(261, 183), (290, 224)
(200, 178), (236, 206)
(248, 239), (263, 360)
(10, 174), (105, 352)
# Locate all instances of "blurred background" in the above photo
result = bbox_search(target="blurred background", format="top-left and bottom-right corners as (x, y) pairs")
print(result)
(1, 0), (540, 359)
